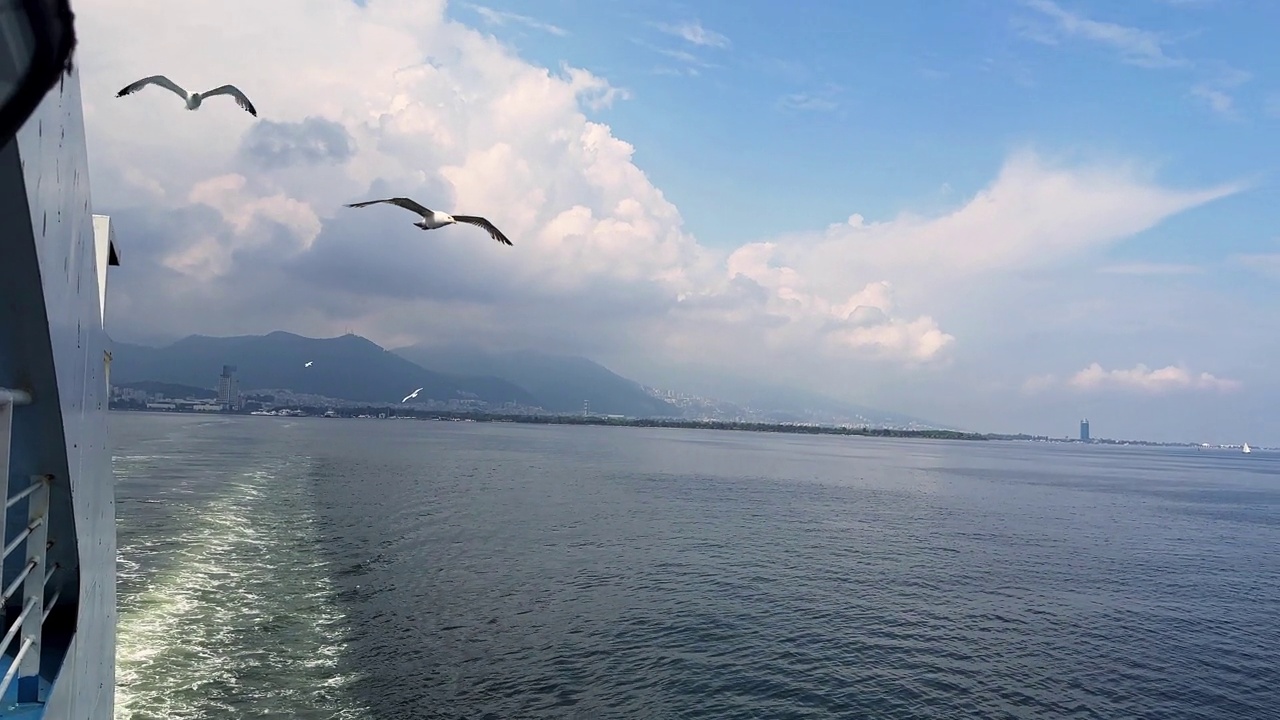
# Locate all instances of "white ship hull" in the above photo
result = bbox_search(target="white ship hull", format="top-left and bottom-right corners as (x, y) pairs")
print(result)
(0, 53), (118, 719)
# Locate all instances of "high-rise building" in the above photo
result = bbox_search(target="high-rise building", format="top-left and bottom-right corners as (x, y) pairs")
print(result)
(1080, 418), (1090, 442)
(218, 364), (240, 410)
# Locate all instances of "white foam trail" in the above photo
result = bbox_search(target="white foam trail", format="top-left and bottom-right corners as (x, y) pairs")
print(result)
(113, 463), (372, 719)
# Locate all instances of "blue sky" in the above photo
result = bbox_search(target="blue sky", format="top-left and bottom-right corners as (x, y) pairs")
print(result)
(76, 0), (1280, 443)
(451, 0), (1280, 263)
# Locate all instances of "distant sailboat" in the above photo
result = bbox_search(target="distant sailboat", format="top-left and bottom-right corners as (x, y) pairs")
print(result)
(1242, 443), (1252, 454)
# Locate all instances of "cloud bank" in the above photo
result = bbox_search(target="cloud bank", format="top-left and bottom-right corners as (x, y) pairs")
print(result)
(76, 0), (1246, 431)
(1025, 363), (1242, 395)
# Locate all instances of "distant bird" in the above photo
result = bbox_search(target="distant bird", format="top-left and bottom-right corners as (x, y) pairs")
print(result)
(304, 361), (313, 368)
(115, 75), (257, 116)
(402, 387), (423, 403)
(344, 197), (513, 246)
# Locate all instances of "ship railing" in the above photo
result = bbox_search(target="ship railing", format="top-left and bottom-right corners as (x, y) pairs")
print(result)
(0, 388), (57, 706)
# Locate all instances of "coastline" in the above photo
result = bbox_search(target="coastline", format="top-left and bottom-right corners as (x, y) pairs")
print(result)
(109, 405), (1227, 448)
(109, 405), (987, 440)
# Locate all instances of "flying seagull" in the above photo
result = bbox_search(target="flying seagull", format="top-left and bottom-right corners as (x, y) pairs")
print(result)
(402, 387), (423, 403)
(344, 197), (513, 246)
(115, 75), (257, 116)
(304, 361), (313, 368)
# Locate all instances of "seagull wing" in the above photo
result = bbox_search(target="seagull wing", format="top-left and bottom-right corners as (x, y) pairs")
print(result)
(452, 215), (514, 246)
(116, 75), (188, 100)
(202, 85), (257, 116)
(344, 197), (435, 219)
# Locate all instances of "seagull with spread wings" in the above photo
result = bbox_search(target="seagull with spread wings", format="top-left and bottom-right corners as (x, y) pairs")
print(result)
(115, 75), (257, 116)
(344, 197), (514, 247)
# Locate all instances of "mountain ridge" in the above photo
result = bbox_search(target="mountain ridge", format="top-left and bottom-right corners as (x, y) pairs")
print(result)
(110, 331), (537, 407)
(109, 331), (953, 428)
(391, 343), (680, 418)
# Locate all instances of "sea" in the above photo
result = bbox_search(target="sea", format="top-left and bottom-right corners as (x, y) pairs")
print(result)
(109, 412), (1280, 719)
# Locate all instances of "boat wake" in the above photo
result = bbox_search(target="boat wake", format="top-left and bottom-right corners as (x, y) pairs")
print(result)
(113, 461), (372, 719)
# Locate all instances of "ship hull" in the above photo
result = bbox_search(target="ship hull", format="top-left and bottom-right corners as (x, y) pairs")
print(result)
(0, 59), (116, 718)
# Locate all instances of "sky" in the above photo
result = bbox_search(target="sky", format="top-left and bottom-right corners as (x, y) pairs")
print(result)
(72, 0), (1280, 444)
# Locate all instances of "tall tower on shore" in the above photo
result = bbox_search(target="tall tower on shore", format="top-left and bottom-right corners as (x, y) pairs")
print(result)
(1080, 418), (1090, 442)
(218, 365), (240, 410)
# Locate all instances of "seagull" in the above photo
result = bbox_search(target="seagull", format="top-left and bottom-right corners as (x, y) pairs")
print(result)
(304, 361), (313, 368)
(402, 387), (423, 403)
(344, 197), (513, 246)
(115, 75), (258, 116)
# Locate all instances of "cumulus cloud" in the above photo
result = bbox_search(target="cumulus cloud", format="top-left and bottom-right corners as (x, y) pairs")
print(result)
(708, 246), (954, 363)
(1025, 363), (1242, 395)
(239, 117), (356, 170)
(77, 0), (1243, 398)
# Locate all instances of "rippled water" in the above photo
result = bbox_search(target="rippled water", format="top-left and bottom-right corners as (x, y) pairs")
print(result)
(111, 413), (1280, 718)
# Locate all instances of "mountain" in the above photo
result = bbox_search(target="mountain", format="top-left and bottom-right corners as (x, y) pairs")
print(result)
(724, 384), (956, 430)
(109, 330), (953, 428)
(645, 385), (957, 430)
(117, 380), (217, 400)
(392, 344), (681, 418)
(632, 363), (960, 430)
(110, 331), (537, 407)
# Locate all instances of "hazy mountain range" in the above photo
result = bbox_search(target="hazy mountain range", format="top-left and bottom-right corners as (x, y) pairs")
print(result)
(392, 343), (677, 417)
(109, 331), (953, 428)
(110, 332), (536, 408)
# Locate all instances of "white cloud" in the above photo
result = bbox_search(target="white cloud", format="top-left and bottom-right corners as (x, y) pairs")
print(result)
(1190, 64), (1252, 118)
(1265, 94), (1280, 119)
(1230, 252), (1280, 278)
(1026, 363), (1242, 394)
(777, 84), (842, 112)
(641, 20), (728, 75)
(633, 40), (719, 76)
(465, 4), (567, 36)
(714, 246), (954, 362)
(752, 150), (1239, 293)
(1191, 85), (1234, 116)
(1097, 262), (1202, 275)
(77, 0), (1246, 404)
(1015, 1), (1254, 118)
(1016, 0), (1185, 68)
(653, 20), (730, 49)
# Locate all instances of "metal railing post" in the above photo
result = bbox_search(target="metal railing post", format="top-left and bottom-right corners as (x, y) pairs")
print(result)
(16, 475), (48, 703)
(0, 397), (12, 554)
(0, 388), (33, 558)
